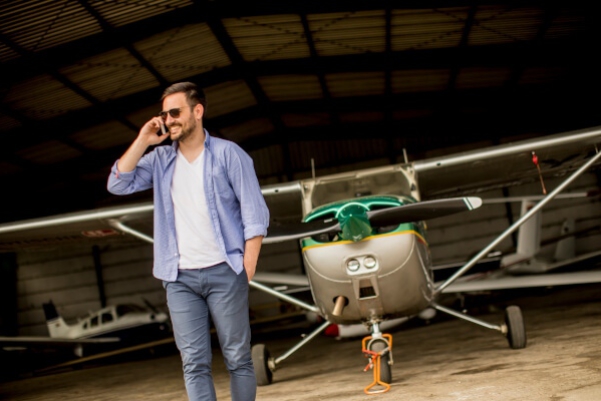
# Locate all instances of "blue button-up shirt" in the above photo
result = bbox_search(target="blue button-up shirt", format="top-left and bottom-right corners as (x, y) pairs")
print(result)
(107, 130), (270, 282)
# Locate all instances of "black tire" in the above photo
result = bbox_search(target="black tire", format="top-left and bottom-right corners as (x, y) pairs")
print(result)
(370, 339), (392, 384)
(252, 344), (273, 386)
(505, 305), (527, 349)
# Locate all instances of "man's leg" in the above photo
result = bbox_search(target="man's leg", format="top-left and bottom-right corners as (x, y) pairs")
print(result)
(165, 269), (216, 401)
(206, 263), (256, 401)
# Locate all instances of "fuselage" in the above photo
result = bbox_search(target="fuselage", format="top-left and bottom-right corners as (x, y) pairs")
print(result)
(301, 195), (434, 325)
(46, 303), (171, 342)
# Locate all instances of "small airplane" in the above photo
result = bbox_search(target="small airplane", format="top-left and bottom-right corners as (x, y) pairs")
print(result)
(0, 125), (600, 393)
(0, 299), (171, 358)
(260, 193), (601, 340)
(43, 299), (170, 344)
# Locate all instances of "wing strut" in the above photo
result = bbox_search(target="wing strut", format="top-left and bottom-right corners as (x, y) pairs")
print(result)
(434, 146), (601, 295)
(108, 220), (154, 244)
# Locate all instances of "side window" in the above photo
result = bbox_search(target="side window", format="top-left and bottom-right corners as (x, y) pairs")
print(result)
(90, 316), (99, 328)
(102, 312), (114, 324)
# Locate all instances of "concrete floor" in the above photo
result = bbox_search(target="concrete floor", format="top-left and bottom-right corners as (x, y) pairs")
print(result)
(2, 283), (601, 401)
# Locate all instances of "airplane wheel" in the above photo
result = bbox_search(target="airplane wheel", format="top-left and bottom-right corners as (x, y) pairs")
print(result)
(370, 339), (392, 384)
(252, 343), (273, 386)
(505, 305), (527, 349)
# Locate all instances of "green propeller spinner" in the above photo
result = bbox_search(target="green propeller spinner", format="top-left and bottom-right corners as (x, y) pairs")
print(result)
(336, 203), (373, 242)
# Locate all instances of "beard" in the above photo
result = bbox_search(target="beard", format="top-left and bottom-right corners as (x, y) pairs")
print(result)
(169, 116), (197, 142)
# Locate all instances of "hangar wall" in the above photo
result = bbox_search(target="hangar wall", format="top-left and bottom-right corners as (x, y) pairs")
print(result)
(11, 172), (600, 337)
(427, 172), (600, 265)
(13, 235), (305, 336)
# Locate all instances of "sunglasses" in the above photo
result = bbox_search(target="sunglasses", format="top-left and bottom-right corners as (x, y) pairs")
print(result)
(158, 106), (193, 120)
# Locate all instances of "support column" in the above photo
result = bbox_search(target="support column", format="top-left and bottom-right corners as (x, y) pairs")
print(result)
(0, 252), (18, 336)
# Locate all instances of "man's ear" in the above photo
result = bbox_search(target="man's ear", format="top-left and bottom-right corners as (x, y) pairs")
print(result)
(195, 104), (204, 120)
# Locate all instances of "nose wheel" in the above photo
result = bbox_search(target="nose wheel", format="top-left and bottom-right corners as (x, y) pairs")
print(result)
(362, 332), (393, 394)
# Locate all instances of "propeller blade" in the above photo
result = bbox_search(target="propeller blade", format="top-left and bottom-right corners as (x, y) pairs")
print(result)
(367, 197), (482, 226)
(264, 218), (341, 244)
(263, 197), (481, 244)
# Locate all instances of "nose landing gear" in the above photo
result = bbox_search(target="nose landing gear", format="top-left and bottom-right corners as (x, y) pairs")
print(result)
(361, 322), (393, 395)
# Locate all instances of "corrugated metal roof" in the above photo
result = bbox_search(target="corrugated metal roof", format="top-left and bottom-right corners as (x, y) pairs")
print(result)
(0, 1), (599, 223)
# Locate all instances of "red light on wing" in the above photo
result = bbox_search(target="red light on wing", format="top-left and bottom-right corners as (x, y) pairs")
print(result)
(81, 229), (120, 238)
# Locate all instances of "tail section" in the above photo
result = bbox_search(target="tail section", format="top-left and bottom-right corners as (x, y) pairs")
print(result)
(42, 300), (71, 338)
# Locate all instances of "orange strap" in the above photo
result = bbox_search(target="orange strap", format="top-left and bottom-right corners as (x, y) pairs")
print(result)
(361, 335), (392, 395)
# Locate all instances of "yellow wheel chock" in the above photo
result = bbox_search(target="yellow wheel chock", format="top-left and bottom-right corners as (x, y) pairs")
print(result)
(361, 334), (393, 395)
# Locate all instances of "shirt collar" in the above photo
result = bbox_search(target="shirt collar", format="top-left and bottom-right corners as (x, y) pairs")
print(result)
(203, 129), (212, 150)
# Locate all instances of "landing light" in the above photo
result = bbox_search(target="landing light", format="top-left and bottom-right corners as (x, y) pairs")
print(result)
(347, 259), (360, 272)
(364, 256), (377, 269)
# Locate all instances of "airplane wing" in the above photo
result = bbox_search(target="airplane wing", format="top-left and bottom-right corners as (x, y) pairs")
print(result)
(441, 270), (601, 293)
(0, 335), (121, 358)
(0, 202), (154, 252)
(413, 126), (601, 199)
(0, 182), (303, 251)
(1, 335), (124, 367)
(0, 336), (120, 347)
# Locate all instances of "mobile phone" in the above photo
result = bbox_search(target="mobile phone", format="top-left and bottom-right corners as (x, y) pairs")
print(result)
(159, 121), (168, 135)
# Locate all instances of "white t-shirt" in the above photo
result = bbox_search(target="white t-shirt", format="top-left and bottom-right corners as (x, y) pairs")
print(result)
(170, 149), (224, 269)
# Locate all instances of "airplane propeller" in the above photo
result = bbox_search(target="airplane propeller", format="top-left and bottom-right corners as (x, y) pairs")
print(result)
(264, 196), (482, 244)
(367, 196), (482, 227)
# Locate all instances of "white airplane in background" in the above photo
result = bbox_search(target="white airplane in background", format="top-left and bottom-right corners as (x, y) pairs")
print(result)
(0, 126), (600, 394)
(0, 299), (170, 358)
(43, 300), (170, 344)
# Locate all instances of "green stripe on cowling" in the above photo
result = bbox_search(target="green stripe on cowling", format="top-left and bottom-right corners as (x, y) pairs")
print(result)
(301, 195), (423, 244)
(301, 222), (422, 247)
(304, 195), (412, 223)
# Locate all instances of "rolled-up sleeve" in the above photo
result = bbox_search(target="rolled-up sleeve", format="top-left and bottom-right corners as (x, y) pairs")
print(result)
(107, 157), (154, 195)
(227, 146), (270, 240)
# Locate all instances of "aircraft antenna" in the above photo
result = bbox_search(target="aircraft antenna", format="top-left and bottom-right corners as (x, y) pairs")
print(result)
(531, 151), (547, 195)
(311, 158), (316, 180)
(402, 148), (409, 164)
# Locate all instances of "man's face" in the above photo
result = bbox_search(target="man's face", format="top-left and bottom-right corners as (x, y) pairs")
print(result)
(161, 92), (197, 142)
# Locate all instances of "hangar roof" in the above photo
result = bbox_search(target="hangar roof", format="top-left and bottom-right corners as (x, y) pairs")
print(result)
(1, 1), (600, 223)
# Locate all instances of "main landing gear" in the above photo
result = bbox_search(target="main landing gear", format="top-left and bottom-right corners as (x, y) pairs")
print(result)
(432, 303), (527, 349)
(252, 320), (331, 386)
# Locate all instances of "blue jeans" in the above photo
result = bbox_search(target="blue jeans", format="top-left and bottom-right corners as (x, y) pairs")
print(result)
(164, 263), (256, 401)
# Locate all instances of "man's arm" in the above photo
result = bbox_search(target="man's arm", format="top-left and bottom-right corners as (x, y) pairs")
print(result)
(243, 235), (263, 282)
(118, 117), (169, 172)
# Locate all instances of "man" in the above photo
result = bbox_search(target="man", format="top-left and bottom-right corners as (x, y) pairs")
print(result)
(107, 81), (269, 401)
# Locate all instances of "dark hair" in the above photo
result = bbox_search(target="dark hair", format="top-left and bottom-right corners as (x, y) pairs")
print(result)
(161, 82), (207, 110)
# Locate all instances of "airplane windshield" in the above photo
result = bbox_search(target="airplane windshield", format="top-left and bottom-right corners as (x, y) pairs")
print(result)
(116, 304), (146, 317)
